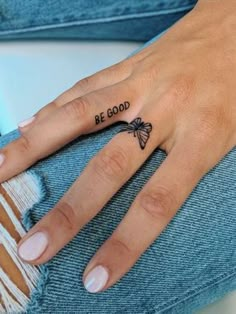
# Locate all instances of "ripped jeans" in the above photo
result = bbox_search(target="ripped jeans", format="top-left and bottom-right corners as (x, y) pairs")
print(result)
(0, 0), (235, 313)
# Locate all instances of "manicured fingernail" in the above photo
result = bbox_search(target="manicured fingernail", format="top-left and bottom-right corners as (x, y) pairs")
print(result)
(18, 231), (48, 261)
(18, 116), (35, 128)
(0, 154), (5, 166)
(84, 265), (109, 293)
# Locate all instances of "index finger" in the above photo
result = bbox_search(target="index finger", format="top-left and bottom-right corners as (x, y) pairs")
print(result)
(0, 82), (135, 183)
(19, 60), (132, 130)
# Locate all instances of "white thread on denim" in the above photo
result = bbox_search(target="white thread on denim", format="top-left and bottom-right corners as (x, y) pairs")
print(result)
(0, 172), (42, 313)
(0, 301), (6, 313)
(2, 172), (41, 214)
(0, 268), (29, 311)
(0, 224), (41, 290)
(0, 225), (40, 313)
(0, 280), (25, 313)
(0, 194), (26, 238)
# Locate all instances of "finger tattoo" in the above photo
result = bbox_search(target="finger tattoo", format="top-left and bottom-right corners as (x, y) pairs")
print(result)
(118, 117), (152, 150)
(95, 101), (130, 125)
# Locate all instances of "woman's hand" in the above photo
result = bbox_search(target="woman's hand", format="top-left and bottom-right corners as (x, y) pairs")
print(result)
(0, 0), (235, 293)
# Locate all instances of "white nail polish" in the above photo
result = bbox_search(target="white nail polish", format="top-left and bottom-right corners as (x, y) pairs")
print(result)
(84, 266), (109, 293)
(18, 231), (48, 261)
(18, 116), (35, 128)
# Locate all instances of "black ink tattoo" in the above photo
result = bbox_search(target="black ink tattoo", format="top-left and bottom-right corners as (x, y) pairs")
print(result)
(118, 117), (152, 150)
(95, 101), (130, 125)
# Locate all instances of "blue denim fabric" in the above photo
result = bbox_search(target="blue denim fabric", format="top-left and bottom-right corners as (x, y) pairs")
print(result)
(0, 0), (235, 313)
(0, 127), (235, 314)
(0, 0), (197, 41)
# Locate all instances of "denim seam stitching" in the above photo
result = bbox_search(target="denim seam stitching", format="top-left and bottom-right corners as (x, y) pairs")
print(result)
(0, 4), (195, 35)
(142, 266), (236, 314)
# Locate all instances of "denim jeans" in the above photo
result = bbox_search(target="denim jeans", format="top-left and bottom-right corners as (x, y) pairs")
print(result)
(0, 0), (196, 41)
(0, 1), (235, 314)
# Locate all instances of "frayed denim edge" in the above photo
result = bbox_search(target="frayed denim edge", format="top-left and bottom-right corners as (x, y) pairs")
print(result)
(19, 170), (50, 314)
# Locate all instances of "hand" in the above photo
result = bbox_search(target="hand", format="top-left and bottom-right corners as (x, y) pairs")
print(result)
(0, 0), (235, 293)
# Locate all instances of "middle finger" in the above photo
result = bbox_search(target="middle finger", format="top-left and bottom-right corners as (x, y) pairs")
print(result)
(17, 111), (168, 264)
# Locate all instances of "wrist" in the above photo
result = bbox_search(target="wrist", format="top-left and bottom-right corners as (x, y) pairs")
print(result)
(195, 0), (236, 17)
(197, 0), (236, 8)
(193, 0), (236, 37)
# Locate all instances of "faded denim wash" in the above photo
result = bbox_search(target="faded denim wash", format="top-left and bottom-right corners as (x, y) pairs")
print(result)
(0, 0), (235, 313)
(0, 128), (235, 313)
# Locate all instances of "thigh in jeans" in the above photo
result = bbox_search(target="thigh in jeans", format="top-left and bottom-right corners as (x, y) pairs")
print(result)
(0, 125), (235, 313)
(0, 0), (197, 41)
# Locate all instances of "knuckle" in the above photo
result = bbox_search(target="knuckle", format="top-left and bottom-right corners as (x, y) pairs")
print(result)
(37, 101), (59, 115)
(197, 106), (225, 140)
(92, 146), (128, 181)
(199, 117), (217, 137)
(47, 100), (60, 110)
(133, 63), (158, 88)
(108, 237), (134, 256)
(157, 75), (195, 113)
(74, 77), (91, 93)
(168, 75), (195, 103)
(138, 187), (175, 221)
(18, 135), (32, 154)
(54, 201), (78, 232)
(119, 57), (135, 72)
(63, 98), (88, 121)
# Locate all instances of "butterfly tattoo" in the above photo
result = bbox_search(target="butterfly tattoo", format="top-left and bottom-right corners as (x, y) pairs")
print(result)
(118, 117), (152, 150)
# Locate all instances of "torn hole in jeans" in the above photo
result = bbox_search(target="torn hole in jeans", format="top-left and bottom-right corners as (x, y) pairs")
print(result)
(0, 171), (46, 313)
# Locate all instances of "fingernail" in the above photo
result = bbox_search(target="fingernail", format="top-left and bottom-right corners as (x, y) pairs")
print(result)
(84, 265), (109, 293)
(18, 116), (35, 128)
(18, 231), (48, 261)
(0, 154), (5, 167)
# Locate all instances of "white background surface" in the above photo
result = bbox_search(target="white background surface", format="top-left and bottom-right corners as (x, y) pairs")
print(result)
(0, 41), (141, 134)
(0, 40), (235, 312)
